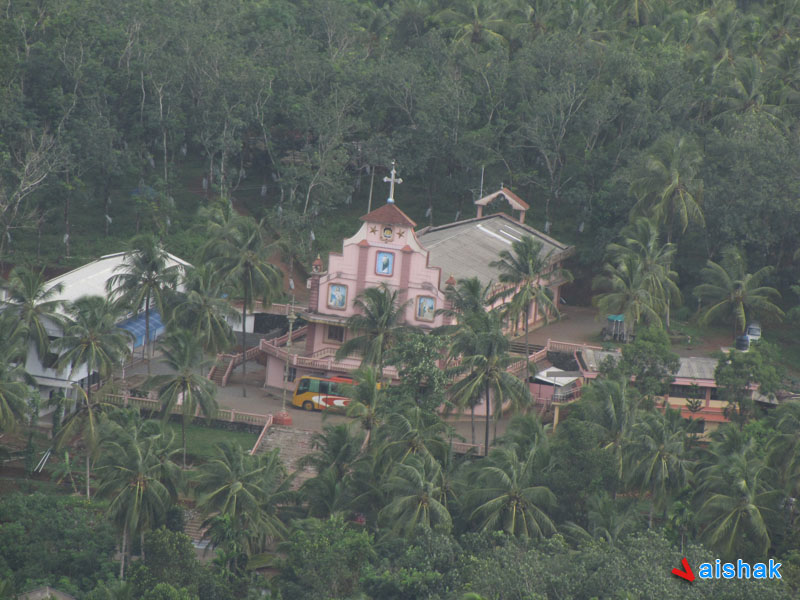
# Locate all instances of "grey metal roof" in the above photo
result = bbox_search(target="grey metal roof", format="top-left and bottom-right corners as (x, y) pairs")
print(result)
(581, 349), (719, 381)
(675, 357), (719, 381)
(417, 214), (571, 285)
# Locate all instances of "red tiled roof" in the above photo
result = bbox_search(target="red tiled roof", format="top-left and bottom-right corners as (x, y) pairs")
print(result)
(360, 202), (417, 227)
(474, 187), (529, 210)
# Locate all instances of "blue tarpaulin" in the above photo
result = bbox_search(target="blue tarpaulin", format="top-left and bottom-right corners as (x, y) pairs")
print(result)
(117, 310), (165, 348)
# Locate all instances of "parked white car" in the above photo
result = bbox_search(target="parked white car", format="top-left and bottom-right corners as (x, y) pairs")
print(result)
(745, 322), (762, 343)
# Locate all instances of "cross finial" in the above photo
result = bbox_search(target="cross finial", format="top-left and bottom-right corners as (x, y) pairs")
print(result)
(383, 160), (403, 204)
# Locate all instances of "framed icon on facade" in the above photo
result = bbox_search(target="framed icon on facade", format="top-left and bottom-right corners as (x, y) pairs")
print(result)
(328, 284), (348, 309)
(416, 296), (435, 321)
(376, 251), (394, 276)
(381, 225), (394, 241)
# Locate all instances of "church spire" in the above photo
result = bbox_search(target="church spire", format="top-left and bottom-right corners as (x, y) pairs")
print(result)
(383, 160), (403, 204)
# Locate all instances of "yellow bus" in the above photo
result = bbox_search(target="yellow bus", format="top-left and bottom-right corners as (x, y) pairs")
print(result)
(291, 375), (354, 411)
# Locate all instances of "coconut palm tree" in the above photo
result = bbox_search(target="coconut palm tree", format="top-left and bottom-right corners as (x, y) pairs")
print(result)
(203, 214), (282, 397)
(605, 217), (681, 328)
(379, 453), (452, 536)
(563, 492), (640, 547)
(491, 235), (572, 382)
(145, 330), (218, 467)
(628, 134), (705, 243)
(448, 309), (531, 452)
(695, 450), (780, 560)
(626, 410), (693, 528)
(767, 401), (800, 498)
(164, 265), (237, 357)
(0, 265), (64, 361)
(438, 276), (494, 443)
(56, 296), (133, 400)
(433, 0), (512, 46)
(345, 367), (386, 448)
(580, 377), (638, 483)
(466, 445), (556, 538)
(693, 247), (784, 339)
(296, 422), (365, 481)
(496, 412), (549, 460)
(383, 403), (449, 464)
(54, 385), (120, 500)
(438, 276), (493, 325)
(0, 311), (31, 430)
(106, 235), (183, 374)
(96, 421), (181, 579)
(593, 255), (663, 339)
(299, 466), (353, 519)
(195, 442), (292, 554)
(336, 284), (411, 372)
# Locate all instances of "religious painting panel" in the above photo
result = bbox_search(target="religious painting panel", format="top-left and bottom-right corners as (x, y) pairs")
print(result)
(328, 284), (348, 310)
(375, 251), (394, 276)
(416, 296), (435, 322)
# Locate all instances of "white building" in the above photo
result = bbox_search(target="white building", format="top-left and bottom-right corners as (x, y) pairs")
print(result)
(14, 251), (190, 397)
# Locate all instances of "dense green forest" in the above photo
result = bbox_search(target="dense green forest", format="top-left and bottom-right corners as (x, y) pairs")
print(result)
(2, 0), (800, 289)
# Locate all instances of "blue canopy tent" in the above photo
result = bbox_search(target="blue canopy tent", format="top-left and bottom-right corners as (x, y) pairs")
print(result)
(117, 310), (165, 348)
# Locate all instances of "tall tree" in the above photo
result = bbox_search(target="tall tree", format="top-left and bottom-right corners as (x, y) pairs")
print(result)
(53, 386), (117, 501)
(146, 330), (218, 467)
(203, 211), (282, 397)
(580, 377), (638, 483)
(106, 235), (183, 374)
(628, 134), (705, 243)
(163, 265), (237, 357)
(448, 308), (531, 452)
(379, 453), (452, 536)
(336, 284), (411, 372)
(695, 450), (780, 560)
(96, 420), (181, 579)
(593, 255), (663, 339)
(0, 312), (31, 430)
(56, 296), (132, 401)
(0, 266), (64, 361)
(605, 217), (680, 328)
(438, 276), (494, 443)
(466, 445), (556, 538)
(345, 367), (386, 449)
(694, 247), (784, 339)
(626, 410), (693, 528)
(491, 234), (572, 382)
(195, 442), (292, 555)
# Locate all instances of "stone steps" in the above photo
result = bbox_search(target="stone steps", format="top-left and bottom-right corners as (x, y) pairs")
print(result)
(254, 426), (317, 487)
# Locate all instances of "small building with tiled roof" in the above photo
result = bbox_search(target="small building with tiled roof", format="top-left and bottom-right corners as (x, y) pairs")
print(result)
(577, 348), (760, 432)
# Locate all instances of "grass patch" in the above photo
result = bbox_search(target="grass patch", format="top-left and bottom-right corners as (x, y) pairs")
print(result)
(165, 422), (259, 461)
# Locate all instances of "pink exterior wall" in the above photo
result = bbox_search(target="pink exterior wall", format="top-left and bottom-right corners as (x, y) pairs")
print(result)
(312, 221), (448, 330)
(530, 382), (556, 403)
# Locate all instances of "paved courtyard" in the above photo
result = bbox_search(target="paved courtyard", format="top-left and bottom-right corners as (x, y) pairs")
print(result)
(125, 304), (717, 448)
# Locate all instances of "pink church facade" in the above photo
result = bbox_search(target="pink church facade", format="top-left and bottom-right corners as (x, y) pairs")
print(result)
(259, 190), (573, 393)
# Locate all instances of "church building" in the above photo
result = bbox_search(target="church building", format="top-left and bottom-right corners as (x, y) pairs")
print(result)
(260, 174), (573, 392)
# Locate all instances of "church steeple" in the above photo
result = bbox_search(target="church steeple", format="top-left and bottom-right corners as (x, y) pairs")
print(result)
(360, 159), (416, 227)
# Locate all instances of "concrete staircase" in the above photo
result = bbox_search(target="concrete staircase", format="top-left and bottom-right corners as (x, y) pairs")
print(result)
(253, 425), (317, 487)
(183, 508), (210, 550)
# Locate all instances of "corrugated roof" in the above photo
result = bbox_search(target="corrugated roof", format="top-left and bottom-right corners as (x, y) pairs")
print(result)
(581, 349), (719, 382)
(534, 367), (580, 387)
(44, 251), (190, 310)
(675, 356), (719, 380)
(360, 202), (417, 227)
(417, 214), (571, 285)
